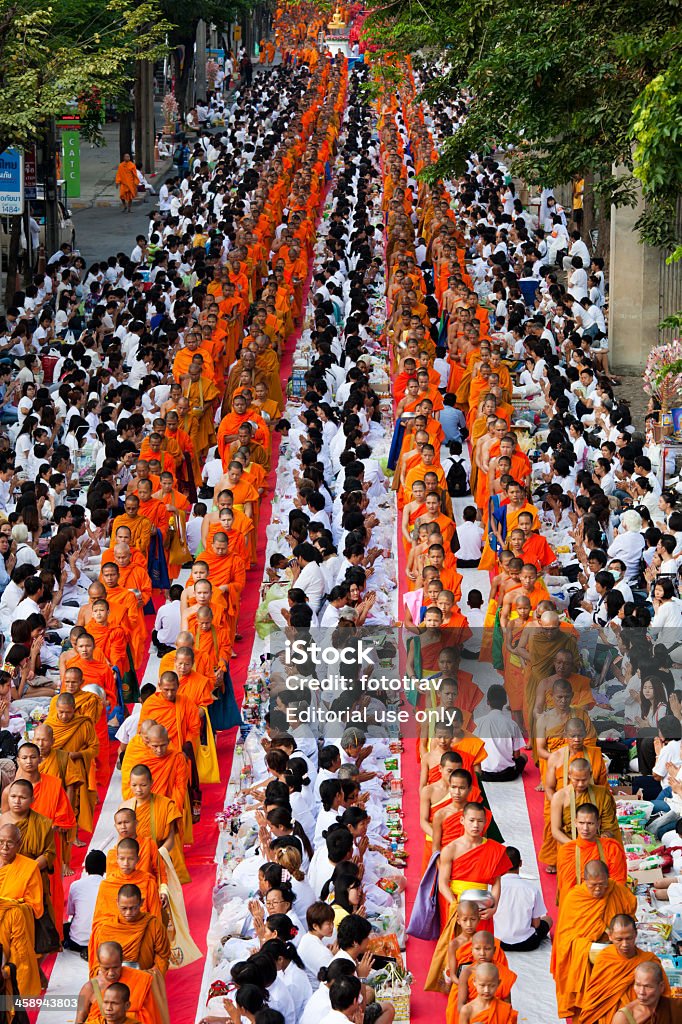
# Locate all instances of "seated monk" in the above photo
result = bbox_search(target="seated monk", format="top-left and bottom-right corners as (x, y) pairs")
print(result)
(88, 884), (170, 974)
(579, 914), (670, 1024)
(459, 965), (518, 1024)
(77, 940), (164, 1024)
(550, 861), (637, 1020)
(613, 962), (682, 1024)
(0, 822), (44, 995)
(556, 802), (628, 899)
(46, 691), (99, 834)
(550, 758), (621, 859)
(121, 765), (189, 884)
(111, 495), (153, 556)
(0, 779), (58, 948)
(452, 931), (516, 1024)
(92, 838), (163, 926)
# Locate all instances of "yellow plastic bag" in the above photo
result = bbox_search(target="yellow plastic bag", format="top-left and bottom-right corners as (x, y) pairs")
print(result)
(195, 714), (220, 784)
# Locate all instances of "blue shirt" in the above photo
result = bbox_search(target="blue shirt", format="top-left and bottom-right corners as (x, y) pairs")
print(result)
(438, 406), (465, 443)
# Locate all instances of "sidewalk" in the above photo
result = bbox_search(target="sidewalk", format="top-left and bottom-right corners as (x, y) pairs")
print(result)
(68, 121), (172, 210)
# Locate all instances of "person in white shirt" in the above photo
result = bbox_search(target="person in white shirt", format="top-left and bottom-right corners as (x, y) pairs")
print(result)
(456, 506), (484, 567)
(64, 849), (106, 952)
(476, 685), (527, 780)
(318, 975), (363, 1024)
(494, 847), (551, 950)
(152, 585), (182, 654)
(297, 902), (335, 988)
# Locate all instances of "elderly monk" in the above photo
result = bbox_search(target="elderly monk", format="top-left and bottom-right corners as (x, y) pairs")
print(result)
(7, 742), (75, 932)
(557, 803), (628, 898)
(76, 940), (163, 1024)
(121, 723), (189, 823)
(539, 717), (605, 871)
(580, 914), (670, 1024)
(100, 563), (146, 666)
(121, 764), (189, 884)
(551, 861), (637, 1020)
(551, 758), (621, 856)
(0, 779), (58, 947)
(111, 494), (153, 555)
(104, 544), (153, 609)
(46, 691), (99, 833)
(89, 885), (170, 975)
(536, 681), (598, 769)
(105, 808), (167, 883)
(613, 962), (682, 1024)
(92, 838), (163, 927)
(533, 648), (595, 717)
(0, 822), (43, 994)
(526, 610), (580, 740)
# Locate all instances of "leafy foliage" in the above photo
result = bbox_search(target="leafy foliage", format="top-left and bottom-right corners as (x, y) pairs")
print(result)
(364, 0), (682, 248)
(0, 0), (170, 151)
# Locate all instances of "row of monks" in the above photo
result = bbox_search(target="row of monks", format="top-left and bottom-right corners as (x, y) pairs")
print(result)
(0, 48), (353, 1024)
(378, 63), (681, 1024)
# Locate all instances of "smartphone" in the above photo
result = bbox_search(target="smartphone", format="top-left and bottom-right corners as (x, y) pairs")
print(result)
(370, 955), (397, 970)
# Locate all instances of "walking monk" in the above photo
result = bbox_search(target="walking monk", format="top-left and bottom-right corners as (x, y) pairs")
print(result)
(0, 821), (44, 995)
(556, 802), (628, 898)
(579, 914), (669, 1024)
(551, 861), (636, 1021)
(88, 884), (170, 974)
(115, 154), (138, 214)
(46, 690), (99, 835)
(121, 764), (190, 884)
(459, 964), (518, 1024)
(76, 940), (166, 1024)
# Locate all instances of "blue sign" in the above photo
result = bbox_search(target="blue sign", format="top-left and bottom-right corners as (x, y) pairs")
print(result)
(0, 147), (23, 215)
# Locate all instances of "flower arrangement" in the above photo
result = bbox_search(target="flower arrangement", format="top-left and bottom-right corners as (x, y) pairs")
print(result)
(206, 59), (219, 89)
(643, 340), (682, 408)
(162, 92), (179, 129)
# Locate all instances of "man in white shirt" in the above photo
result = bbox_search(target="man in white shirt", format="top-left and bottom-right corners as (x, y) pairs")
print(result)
(494, 847), (552, 950)
(476, 685), (527, 780)
(456, 506), (484, 567)
(64, 849), (106, 952)
(152, 585), (182, 654)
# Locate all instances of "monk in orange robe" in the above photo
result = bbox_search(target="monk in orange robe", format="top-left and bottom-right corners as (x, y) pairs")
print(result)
(550, 861), (637, 1020)
(6, 743), (75, 939)
(449, 932), (516, 1024)
(556, 802), (628, 897)
(121, 723), (189, 822)
(78, 939), (164, 1024)
(173, 646), (214, 708)
(201, 532), (246, 641)
(136, 478), (170, 543)
(121, 765), (189, 884)
(100, 563), (146, 667)
(192, 605), (232, 680)
(111, 494), (153, 554)
(45, 691), (99, 833)
(1, 780), (58, 941)
(92, 838), (162, 926)
(86, 599), (129, 675)
(103, 544), (152, 610)
(0, 822), (44, 995)
(88, 884), (170, 973)
(139, 673), (201, 751)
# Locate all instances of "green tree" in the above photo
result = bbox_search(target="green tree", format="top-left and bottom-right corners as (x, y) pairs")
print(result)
(364, 0), (682, 249)
(0, 0), (169, 153)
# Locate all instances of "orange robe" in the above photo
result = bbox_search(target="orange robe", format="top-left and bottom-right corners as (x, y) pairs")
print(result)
(84, 965), (162, 1024)
(88, 910), (170, 973)
(110, 513), (152, 555)
(446, 962), (516, 1024)
(120, 736), (189, 818)
(30, 772), (76, 939)
(44, 709), (99, 832)
(556, 835), (628, 896)
(92, 868), (162, 926)
(579, 945), (670, 1024)
(138, 694), (201, 749)
(0, 853), (44, 995)
(550, 880), (637, 1019)
(126, 794), (189, 884)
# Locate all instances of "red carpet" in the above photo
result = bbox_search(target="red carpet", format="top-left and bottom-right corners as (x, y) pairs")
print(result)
(521, 758), (557, 922)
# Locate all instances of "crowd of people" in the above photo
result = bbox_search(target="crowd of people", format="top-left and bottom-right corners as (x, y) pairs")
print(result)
(0, 9), (682, 1024)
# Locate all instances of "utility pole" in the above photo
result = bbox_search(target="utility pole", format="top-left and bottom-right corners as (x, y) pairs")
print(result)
(44, 118), (60, 258)
(134, 60), (155, 175)
(195, 20), (207, 102)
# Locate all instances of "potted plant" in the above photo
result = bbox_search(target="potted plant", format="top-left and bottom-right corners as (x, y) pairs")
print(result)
(643, 340), (682, 439)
